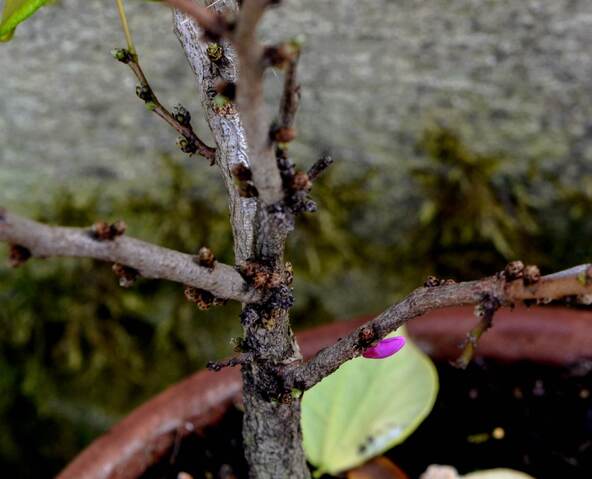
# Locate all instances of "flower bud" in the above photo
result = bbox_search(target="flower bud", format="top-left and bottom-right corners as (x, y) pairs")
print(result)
(362, 336), (406, 359)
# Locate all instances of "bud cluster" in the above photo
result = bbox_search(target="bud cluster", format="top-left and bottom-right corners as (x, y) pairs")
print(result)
(91, 220), (126, 241)
(184, 286), (226, 310)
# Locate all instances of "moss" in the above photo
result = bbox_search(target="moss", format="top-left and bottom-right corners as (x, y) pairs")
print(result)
(1, 129), (592, 475)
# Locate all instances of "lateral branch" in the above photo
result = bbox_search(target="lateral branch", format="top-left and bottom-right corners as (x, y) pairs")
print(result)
(284, 263), (592, 391)
(112, 49), (216, 162)
(277, 44), (301, 132)
(0, 210), (260, 304)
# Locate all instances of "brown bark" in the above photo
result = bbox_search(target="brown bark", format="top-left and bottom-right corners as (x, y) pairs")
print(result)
(285, 265), (592, 391)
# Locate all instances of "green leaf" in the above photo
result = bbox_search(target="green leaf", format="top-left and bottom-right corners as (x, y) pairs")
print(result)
(0, 0), (49, 41)
(301, 328), (438, 476)
(465, 469), (535, 479)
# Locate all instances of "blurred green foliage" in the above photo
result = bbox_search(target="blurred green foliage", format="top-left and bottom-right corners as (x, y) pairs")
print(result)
(407, 126), (539, 278)
(1, 127), (591, 476)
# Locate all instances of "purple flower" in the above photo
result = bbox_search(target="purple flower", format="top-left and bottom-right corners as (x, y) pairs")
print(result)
(362, 336), (406, 359)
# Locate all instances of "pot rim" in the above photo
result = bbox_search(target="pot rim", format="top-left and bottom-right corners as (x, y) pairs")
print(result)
(57, 305), (592, 479)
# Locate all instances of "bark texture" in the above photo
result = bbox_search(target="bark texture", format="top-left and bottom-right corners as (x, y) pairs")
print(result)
(173, 2), (309, 477)
(0, 210), (257, 302)
(173, 4), (256, 263)
(286, 264), (592, 391)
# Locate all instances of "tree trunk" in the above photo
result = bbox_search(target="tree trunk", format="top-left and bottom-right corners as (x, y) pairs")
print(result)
(242, 369), (309, 479)
(173, 4), (310, 477)
(241, 304), (308, 478)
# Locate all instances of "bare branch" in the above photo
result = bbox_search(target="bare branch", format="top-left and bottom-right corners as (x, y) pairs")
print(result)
(452, 294), (500, 369)
(307, 154), (334, 183)
(285, 264), (592, 390)
(0, 210), (260, 303)
(112, 49), (216, 162)
(235, 0), (271, 37)
(207, 352), (252, 371)
(166, 0), (230, 39)
(169, 0), (284, 204)
(112, 0), (215, 161)
(278, 47), (301, 132)
(232, 0), (284, 205)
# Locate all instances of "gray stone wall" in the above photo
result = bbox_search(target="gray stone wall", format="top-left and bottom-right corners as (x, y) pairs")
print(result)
(1, 0), (592, 207)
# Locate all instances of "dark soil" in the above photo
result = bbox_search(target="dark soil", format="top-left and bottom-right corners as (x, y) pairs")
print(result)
(389, 360), (592, 478)
(140, 407), (248, 479)
(140, 359), (592, 479)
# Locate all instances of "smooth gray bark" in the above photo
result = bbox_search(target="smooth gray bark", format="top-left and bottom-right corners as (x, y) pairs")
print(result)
(0, 210), (257, 302)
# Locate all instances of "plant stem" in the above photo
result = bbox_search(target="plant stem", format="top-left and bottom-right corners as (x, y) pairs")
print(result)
(125, 59), (216, 161)
(114, 0), (136, 56)
(173, 3), (311, 476)
(112, 0), (216, 162)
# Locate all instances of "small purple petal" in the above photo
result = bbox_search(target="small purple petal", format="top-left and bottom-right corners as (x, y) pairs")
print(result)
(362, 336), (406, 359)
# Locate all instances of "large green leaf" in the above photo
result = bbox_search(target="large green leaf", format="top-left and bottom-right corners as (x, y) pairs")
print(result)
(301, 328), (438, 476)
(465, 469), (535, 479)
(0, 0), (49, 41)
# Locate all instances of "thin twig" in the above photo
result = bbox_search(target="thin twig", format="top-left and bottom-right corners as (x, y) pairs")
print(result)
(307, 154), (334, 182)
(113, 0), (215, 162)
(125, 59), (216, 162)
(114, 0), (136, 55)
(452, 294), (500, 369)
(278, 49), (301, 131)
(207, 352), (253, 371)
(0, 211), (260, 303)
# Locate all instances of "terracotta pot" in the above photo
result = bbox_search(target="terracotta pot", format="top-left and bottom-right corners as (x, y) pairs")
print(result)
(408, 305), (592, 365)
(58, 306), (592, 479)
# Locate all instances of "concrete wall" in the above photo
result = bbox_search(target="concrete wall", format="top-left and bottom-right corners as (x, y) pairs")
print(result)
(1, 0), (591, 206)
